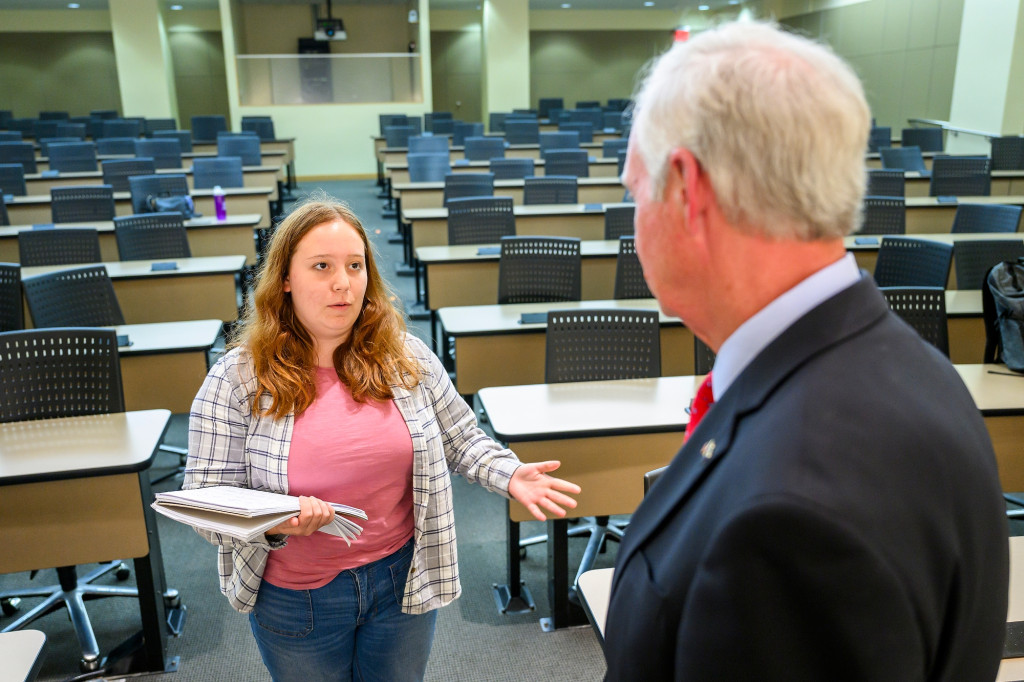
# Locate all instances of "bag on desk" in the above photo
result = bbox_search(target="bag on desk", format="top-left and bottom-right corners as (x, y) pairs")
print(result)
(144, 194), (200, 219)
(983, 257), (1024, 372)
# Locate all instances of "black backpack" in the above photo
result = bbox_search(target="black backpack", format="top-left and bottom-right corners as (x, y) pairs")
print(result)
(982, 257), (1024, 372)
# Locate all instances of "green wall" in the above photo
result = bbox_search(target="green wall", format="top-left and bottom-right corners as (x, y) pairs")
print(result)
(0, 26), (226, 127)
(530, 30), (672, 109)
(239, 3), (416, 55)
(0, 32), (121, 118)
(169, 31), (230, 128)
(781, 0), (964, 133)
(430, 28), (673, 120)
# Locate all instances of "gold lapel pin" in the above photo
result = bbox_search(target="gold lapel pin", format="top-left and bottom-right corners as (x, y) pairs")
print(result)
(700, 439), (716, 460)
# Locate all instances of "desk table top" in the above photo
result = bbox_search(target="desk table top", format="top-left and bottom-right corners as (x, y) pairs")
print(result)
(946, 289), (981, 316)
(904, 195), (1024, 208)
(0, 214), (261, 238)
(392, 175), (622, 193)
(865, 150), (939, 160)
(380, 140), (607, 154)
(34, 150), (285, 163)
(416, 233), (1024, 265)
(0, 409), (170, 485)
(113, 319), (222, 354)
(478, 375), (698, 442)
(7, 185), (272, 207)
(844, 233), (1024, 249)
(439, 292), (980, 335)
(900, 170), (1024, 179)
(24, 165), (280, 182)
(417, 239), (620, 264)
(192, 137), (295, 145)
(439, 299), (677, 335)
(577, 568), (613, 641)
(21, 255), (246, 280)
(955, 364), (1024, 415)
(404, 197), (1024, 222)
(478, 364), (1023, 443)
(404, 201), (632, 222)
(386, 156), (617, 172)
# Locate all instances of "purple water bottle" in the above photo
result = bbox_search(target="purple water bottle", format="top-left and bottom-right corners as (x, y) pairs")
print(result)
(213, 185), (227, 221)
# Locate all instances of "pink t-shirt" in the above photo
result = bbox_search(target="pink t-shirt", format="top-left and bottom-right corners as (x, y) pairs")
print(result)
(263, 366), (415, 589)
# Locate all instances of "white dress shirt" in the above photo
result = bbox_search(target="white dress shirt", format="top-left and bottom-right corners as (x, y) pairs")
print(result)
(712, 253), (861, 400)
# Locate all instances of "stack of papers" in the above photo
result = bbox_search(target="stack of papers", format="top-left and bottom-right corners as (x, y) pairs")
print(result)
(152, 485), (367, 544)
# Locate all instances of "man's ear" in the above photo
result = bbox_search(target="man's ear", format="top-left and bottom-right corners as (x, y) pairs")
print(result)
(667, 148), (708, 228)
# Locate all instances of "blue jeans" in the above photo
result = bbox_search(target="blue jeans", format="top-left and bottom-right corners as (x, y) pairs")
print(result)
(249, 540), (436, 682)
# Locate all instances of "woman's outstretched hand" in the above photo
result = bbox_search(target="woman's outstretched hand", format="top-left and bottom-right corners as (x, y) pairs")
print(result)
(508, 461), (582, 522)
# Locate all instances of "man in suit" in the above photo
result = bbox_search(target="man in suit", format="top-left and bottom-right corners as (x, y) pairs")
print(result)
(603, 21), (1009, 681)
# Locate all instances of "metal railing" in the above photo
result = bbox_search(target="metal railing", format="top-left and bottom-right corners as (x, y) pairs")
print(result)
(907, 118), (999, 141)
(237, 53), (423, 106)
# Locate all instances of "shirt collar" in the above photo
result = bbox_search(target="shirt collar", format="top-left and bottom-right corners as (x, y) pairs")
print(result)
(711, 252), (861, 400)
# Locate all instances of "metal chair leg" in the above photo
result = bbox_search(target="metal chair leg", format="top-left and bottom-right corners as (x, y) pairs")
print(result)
(0, 562), (138, 671)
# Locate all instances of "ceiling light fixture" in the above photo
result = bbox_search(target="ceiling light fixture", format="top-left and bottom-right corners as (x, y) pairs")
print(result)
(698, 4), (709, 9)
(561, 2), (571, 7)
(728, 0), (740, 4)
(644, 1), (654, 5)
(170, 4), (183, 9)
(67, 2), (80, 7)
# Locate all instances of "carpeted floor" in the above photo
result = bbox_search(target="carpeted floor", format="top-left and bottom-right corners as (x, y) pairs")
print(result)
(0, 178), (616, 682)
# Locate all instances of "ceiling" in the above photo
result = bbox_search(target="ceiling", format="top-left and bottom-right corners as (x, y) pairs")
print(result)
(0, 0), (732, 11)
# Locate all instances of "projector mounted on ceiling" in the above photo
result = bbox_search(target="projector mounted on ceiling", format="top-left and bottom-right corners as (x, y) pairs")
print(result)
(313, 1), (345, 42)
(315, 18), (346, 41)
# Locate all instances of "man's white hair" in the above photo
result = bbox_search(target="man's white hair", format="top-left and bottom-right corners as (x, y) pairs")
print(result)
(630, 21), (870, 240)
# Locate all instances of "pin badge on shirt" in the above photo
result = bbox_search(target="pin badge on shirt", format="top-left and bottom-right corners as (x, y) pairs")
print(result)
(701, 439), (716, 460)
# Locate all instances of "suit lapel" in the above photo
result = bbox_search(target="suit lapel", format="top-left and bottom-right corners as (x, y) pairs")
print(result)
(612, 278), (891, 591)
(610, 378), (740, 592)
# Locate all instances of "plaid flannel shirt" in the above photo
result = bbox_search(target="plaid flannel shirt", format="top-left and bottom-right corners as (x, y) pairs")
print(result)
(183, 334), (522, 614)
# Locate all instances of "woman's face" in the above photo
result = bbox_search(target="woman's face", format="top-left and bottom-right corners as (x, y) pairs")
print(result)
(283, 219), (368, 363)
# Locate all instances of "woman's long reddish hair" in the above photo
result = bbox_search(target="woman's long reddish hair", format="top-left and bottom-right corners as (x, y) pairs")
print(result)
(232, 196), (421, 417)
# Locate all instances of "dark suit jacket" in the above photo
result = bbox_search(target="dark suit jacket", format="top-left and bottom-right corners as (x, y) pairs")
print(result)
(603, 277), (1008, 681)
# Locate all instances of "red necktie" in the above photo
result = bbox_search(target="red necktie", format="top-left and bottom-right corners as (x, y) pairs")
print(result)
(685, 372), (714, 441)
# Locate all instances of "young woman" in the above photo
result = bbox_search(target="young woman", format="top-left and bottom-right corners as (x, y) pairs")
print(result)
(184, 197), (579, 682)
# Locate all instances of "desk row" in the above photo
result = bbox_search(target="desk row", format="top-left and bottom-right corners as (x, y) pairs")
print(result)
(391, 171), (1024, 210)
(477, 365), (1024, 630)
(0, 215), (261, 264)
(377, 139), (618, 166)
(372, 131), (620, 162)
(417, 233), (1024, 312)
(18, 164), (281, 199)
(438, 294), (986, 395)
(5, 187), (273, 234)
(110, 319), (222, 414)
(0, 319), (220, 414)
(383, 150), (946, 185)
(402, 198), (1024, 251)
(9, 256), (246, 327)
(378, 142), (930, 172)
(580, 534), (1024, 679)
(29, 148), (286, 174)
